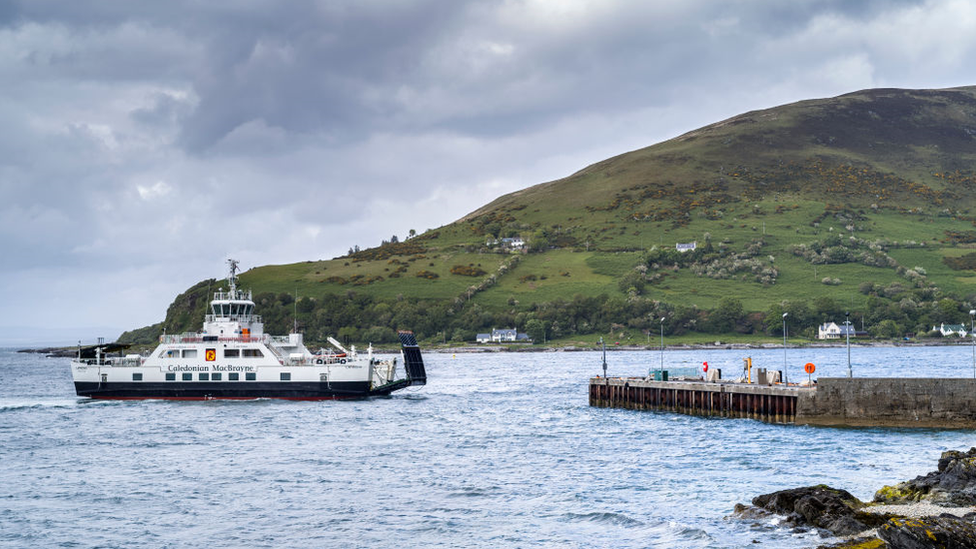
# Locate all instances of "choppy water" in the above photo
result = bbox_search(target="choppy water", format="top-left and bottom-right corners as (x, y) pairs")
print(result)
(2, 345), (976, 548)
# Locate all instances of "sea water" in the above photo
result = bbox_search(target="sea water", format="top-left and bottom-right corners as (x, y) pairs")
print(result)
(2, 345), (975, 548)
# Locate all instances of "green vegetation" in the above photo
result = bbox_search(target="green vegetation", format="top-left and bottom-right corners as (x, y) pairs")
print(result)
(119, 87), (976, 347)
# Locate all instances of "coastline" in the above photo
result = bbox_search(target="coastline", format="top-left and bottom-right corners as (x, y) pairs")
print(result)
(18, 338), (976, 357)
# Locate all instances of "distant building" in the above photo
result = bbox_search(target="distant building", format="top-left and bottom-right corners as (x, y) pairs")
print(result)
(491, 328), (518, 342)
(935, 323), (969, 337)
(818, 322), (855, 340)
(486, 236), (525, 251)
(501, 237), (525, 250)
(676, 242), (697, 253)
(476, 328), (531, 343)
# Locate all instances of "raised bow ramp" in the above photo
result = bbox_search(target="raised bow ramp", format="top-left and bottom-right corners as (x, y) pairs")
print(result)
(398, 331), (427, 386)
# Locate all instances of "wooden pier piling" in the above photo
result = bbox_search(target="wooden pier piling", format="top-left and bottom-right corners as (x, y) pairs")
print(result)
(589, 377), (804, 424)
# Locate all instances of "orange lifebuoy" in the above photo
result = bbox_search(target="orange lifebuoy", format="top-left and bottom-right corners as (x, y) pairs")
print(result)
(804, 362), (816, 374)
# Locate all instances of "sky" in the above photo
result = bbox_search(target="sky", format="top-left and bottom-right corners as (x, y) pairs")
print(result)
(3, 0), (976, 345)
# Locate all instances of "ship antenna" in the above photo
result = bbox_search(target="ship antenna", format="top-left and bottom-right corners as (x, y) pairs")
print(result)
(227, 259), (239, 296)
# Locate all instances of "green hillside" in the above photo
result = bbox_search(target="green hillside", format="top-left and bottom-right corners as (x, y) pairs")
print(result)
(121, 87), (976, 347)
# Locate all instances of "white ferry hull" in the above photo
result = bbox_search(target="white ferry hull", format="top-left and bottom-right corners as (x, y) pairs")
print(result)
(72, 378), (406, 400)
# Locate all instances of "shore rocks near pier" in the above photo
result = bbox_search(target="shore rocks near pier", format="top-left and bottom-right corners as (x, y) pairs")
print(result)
(877, 515), (976, 549)
(736, 449), (976, 547)
(875, 448), (976, 506)
(735, 485), (891, 537)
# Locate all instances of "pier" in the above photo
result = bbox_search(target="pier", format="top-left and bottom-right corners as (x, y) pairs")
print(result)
(590, 376), (976, 428)
(589, 377), (806, 423)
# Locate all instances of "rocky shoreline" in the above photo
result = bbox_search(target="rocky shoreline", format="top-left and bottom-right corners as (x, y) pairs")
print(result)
(734, 448), (976, 548)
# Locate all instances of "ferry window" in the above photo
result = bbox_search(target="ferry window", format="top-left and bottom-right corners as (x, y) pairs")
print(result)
(182, 349), (197, 359)
(280, 372), (291, 381)
(132, 373), (143, 381)
(211, 373), (222, 381)
(199, 373), (209, 381)
(229, 373), (239, 381)
(222, 304), (230, 316)
(182, 373), (192, 381)
(165, 373), (176, 381)
(224, 349), (240, 358)
(245, 372), (256, 381)
(161, 349), (179, 359)
(242, 349), (264, 358)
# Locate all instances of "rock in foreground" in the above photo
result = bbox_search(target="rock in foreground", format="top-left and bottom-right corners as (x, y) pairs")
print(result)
(875, 448), (976, 506)
(744, 485), (889, 536)
(737, 449), (976, 547)
(878, 514), (976, 548)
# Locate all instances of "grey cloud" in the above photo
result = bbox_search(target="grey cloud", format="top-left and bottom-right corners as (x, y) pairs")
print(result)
(0, 0), (969, 336)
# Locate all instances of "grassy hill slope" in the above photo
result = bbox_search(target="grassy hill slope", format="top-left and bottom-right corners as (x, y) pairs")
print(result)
(120, 87), (976, 347)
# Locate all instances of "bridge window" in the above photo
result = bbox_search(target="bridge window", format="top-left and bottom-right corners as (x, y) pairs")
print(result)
(242, 349), (264, 358)
(182, 349), (197, 359)
(224, 349), (240, 358)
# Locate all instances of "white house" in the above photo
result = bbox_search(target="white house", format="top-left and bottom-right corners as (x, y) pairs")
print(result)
(501, 237), (525, 250)
(491, 328), (518, 342)
(485, 237), (525, 251)
(476, 328), (531, 343)
(676, 242), (697, 253)
(818, 322), (855, 340)
(934, 323), (969, 337)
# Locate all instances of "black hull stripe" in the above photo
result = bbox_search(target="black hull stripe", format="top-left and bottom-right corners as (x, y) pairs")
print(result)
(73, 381), (402, 400)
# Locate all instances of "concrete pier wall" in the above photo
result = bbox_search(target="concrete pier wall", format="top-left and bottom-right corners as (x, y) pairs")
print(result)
(796, 377), (976, 428)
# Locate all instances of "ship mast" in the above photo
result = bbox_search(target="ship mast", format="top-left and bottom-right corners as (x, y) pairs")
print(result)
(227, 259), (239, 297)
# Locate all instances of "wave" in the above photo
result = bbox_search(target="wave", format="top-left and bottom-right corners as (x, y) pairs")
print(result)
(0, 398), (84, 411)
(561, 511), (646, 528)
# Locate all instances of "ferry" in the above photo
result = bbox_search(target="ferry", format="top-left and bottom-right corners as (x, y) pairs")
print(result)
(71, 260), (426, 400)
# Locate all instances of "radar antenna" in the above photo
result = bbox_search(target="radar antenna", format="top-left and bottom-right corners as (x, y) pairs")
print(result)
(227, 259), (240, 295)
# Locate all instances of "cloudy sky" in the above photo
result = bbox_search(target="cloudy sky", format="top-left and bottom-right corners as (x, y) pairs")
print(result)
(3, 0), (975, 344)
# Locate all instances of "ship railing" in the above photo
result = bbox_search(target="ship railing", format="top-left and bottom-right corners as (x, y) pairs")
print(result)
(159, 333), (267, 344)
(212, 290), (253, 301)
(204, 314), (263, 323)
(79, 356), (146, 367)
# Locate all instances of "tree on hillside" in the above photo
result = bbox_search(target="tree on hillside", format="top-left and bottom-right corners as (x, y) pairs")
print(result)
(711, 297), (744, 333)
(870, 319), (901, 339)
(525, 319), (546, 343)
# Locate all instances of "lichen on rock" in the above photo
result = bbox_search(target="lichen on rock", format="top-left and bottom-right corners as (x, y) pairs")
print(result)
(874, 448), (976, 506)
